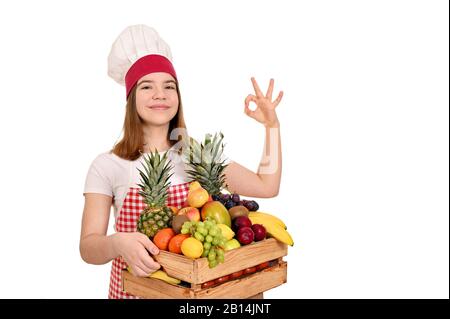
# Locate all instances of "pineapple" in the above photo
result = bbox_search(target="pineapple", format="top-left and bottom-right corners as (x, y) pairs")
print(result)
(183, 132), (229, 196)
(136, 150), (174, 238)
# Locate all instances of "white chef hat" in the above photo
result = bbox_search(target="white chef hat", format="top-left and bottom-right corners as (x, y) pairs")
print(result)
(107, 24), (178, 99)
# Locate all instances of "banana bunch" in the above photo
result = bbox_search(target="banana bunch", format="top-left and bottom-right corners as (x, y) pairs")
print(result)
(248, 212), (294, 246)
(127, 267), (181, 285)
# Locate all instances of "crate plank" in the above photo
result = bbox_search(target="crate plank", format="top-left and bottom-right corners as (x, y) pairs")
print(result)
(122, 261), (287, 299)
(153, 250), (195, 283)
(122, 270), (191, 299)
(195, 238), (287, 283)
(194, 262), (287, 299)
(153, 238), (287, 284)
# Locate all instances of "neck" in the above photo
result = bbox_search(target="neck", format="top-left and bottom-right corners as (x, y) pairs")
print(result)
(142, 124), (172, 153)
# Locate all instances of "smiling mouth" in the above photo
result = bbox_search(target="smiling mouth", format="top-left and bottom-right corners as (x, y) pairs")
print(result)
(148, 105), (170, 110)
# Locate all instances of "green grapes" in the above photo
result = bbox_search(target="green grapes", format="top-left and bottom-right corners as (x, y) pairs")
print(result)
(181, 217), (227, 268)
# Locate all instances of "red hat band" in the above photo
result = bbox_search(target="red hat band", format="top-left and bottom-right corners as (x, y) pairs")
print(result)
(125, 54), (177, 99)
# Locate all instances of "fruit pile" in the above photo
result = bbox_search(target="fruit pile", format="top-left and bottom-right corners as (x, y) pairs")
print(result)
(151, 180), (293, 269)
(133, 132), (293, 286)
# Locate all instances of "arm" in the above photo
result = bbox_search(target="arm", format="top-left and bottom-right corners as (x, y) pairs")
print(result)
(224, 125), (282, 198)
(224, 77), (284, 198)
(79, 193), (161, 276)
(79, 193), (117, 264)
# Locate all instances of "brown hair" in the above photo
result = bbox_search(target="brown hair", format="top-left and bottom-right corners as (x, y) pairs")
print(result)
(111, 80), (188, 161)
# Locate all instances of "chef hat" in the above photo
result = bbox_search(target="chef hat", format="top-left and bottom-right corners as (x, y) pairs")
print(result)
(107, 24), (178, 99)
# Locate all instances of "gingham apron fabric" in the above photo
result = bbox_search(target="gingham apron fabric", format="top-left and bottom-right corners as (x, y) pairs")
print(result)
(108, 182), (189, 299)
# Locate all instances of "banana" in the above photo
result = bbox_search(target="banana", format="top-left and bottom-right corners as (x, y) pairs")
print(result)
(248, 215), (294, 246)
(149, 270), (181, 285)
(249, 211), (287, 229)
(127, 267), (181, 285)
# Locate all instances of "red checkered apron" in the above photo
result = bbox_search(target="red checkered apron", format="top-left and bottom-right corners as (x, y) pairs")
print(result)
(108, 182), (189, 299)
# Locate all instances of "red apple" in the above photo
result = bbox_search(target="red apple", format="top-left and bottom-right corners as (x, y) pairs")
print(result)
(232, 216), (252, 231)
(236, 226), (254, 245)
(177, 207), (200, 222)
(251, 224), (266, 241)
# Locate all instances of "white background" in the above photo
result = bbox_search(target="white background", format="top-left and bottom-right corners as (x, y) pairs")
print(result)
(0, 0), (448, 299)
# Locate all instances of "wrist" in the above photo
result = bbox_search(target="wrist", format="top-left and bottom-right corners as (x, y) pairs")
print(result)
(110, 233), (121, 257)
(265, 121), (280, 129)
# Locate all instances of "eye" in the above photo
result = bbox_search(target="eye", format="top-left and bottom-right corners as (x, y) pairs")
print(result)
(166, 86), (176, 89)
(141, 86), (151, 90)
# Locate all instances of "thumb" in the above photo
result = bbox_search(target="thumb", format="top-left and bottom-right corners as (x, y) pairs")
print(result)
(139, 234), (160, 255)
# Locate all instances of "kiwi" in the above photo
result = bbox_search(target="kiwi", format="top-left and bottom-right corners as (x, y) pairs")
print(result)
(228, 205), (249, 220)
(172, 215), (190, 234)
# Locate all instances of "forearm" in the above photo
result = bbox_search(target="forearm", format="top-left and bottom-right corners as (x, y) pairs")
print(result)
(80, 233), (119, 265)
(257, 124), (282, 197)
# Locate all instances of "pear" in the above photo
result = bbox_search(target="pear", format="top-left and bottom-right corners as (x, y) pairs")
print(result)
(187, 186), (209, 208)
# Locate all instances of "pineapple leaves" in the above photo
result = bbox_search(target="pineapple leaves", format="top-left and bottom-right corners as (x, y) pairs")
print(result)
(183, 132), (228, 195)
(137, 151), (174, 207)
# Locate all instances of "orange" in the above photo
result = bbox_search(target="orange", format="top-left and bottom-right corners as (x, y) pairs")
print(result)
(168, 206), (179, 215)
(168, 234), (190, 254)
(153, 228), (175, 251)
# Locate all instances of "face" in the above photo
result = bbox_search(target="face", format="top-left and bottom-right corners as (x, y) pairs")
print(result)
(135, 72), (179, 126)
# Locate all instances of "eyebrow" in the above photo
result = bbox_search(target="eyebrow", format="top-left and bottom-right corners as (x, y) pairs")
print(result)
(137, 80), (177, 86)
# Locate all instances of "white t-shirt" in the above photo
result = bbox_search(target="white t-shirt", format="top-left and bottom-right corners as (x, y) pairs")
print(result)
(83, 148), (231, 219)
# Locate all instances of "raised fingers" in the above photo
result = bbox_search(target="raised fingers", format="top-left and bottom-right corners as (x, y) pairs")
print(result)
(251, 77), (263, 97)
(266, 78), (274, 99)
(273, 90), (284, 107)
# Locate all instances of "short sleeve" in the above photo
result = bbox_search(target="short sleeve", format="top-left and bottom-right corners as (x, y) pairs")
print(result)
(83, 154), (114, 197)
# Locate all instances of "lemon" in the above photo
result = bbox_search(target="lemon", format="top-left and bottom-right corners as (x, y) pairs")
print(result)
(181, 237), (204, 259)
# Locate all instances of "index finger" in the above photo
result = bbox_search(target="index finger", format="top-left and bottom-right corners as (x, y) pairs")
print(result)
(140, 251), (161, 272)
(266, 78), (274, 99)
(138, 233), (160, 255)
(251, 77), (263, 97)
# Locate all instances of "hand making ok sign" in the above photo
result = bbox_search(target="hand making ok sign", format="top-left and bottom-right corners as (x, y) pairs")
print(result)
(244, 77), (284, 128)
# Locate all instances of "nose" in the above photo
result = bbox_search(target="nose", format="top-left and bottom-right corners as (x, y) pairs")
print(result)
(152, 87), (166, 100)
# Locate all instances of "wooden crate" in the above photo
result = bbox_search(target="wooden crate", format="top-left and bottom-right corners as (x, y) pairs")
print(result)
(122, 238), (289, 299)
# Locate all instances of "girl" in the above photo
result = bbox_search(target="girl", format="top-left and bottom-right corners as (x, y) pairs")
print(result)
(80, 25), (284, 299)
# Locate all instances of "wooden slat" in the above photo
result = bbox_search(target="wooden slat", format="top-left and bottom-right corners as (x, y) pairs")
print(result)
(195, 238), (287, 284)
(153, 250), (195, 283)
(194, 262), (287, 299)
(248, 293), (264, 299)
(122, 262), (287, 299)
(122, 270), (191, 299)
